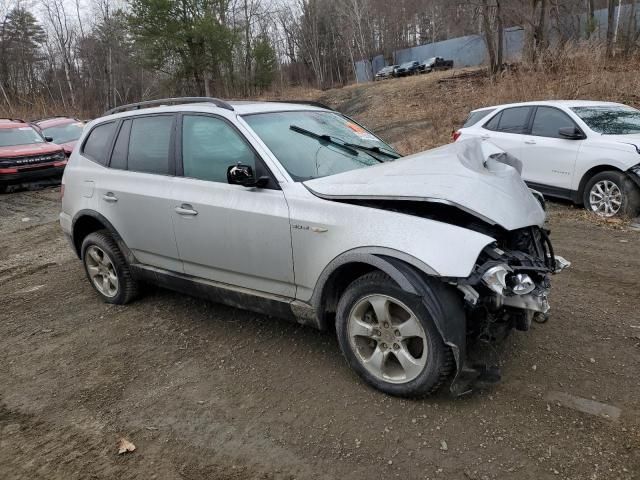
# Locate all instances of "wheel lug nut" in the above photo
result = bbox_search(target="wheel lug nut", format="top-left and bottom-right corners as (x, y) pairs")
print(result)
(381, 343), (387, 349)
(383, 322), (390, 328)
(393, 343), (400, 350)
(374, 329), (381, 336)
(394, 330), (400, 336)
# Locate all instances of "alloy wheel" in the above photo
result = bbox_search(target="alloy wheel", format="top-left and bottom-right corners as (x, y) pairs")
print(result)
(85, 245), (119, 297)
(347, 294), (428, 384)
(589, 180), (623, 217)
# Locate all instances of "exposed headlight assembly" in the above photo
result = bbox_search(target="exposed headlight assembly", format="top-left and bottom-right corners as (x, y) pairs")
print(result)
(481, 264), (511, 295)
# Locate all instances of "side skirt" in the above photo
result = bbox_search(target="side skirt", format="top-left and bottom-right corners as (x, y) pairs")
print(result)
(524, 181), (577, 202)
(130, 264), (319, 329)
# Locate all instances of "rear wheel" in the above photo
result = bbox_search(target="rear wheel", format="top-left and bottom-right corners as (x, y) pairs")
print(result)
(81, 230), (139, 304)
(335, 271), (452, 397)
(583, 170), (640, 218)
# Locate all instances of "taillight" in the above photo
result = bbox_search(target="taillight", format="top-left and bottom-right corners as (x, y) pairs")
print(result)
(452, 130), (461, 142)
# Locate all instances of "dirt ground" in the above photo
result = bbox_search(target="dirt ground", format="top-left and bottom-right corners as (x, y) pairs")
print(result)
(0, 184), (639, 480)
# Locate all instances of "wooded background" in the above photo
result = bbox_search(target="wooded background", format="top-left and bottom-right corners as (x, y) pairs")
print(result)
(0, 0), (638, 116)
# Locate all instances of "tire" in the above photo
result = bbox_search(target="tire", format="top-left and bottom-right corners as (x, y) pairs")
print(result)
(582, 170), (640, 218)
(81, 230), (139, 304)
(335, 271), (453, 397)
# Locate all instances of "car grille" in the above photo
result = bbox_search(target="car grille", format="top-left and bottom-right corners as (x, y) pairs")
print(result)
(0, 152), (65, 168)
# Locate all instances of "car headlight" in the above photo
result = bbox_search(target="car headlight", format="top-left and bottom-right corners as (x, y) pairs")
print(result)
(482, 264), (512, 295)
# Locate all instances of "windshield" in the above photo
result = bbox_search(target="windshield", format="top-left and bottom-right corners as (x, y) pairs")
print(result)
(400, 62), (414, 68)
(41, 121), (84, 144)
(0, 126), (45, 147)
(243, 111), (399, 181)
(571, 106), (640, 135)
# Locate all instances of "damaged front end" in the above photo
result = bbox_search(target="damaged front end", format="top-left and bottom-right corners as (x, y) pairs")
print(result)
(452, 225), (570, 395)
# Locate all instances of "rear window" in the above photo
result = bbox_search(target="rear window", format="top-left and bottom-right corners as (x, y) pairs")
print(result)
(463, 109), (495, 128)
(82, 122), (117, 165)
(0, 125), (45, 147)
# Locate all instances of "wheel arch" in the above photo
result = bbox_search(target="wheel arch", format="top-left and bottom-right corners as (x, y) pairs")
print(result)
(576, 165), (623, 204)
(311, 248), (467, 388)
(71, 210), (130, 260)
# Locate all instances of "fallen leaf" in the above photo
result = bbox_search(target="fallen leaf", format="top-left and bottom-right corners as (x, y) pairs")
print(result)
(117, 438), (136, 454)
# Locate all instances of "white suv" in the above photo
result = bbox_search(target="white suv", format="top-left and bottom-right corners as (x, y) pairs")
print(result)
(454, 100), (640, 217)
(60, 97), (568, 397)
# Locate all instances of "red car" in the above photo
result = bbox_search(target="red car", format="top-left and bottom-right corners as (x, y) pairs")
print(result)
(0, 118), (67, 193)
(33, 117), (85, 156)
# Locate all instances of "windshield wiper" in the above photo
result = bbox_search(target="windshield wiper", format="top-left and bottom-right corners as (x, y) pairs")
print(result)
(343, 142), (401, 159)
(289, 125), (360, 156)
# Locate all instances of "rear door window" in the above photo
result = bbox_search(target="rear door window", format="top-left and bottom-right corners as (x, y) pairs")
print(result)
(495, 107), (533, 134)
(82, 122), (117, 165)
(127, 115), (174, 175)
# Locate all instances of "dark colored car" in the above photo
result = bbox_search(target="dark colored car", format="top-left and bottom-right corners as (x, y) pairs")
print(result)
(0, 119), (67, 193)
(395, 61), (421, 77)
(374, 65), (399, 80)
(421, 56), (454, 73)
(33, 117), (85, 156)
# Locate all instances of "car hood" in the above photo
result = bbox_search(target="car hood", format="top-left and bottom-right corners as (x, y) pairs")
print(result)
(304, 138), (546, 231)
(0, 142), (64, 158)
(604, 133), (640, 152)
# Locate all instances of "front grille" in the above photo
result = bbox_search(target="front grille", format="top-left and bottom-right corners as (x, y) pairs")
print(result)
(0, 152), (65, 168)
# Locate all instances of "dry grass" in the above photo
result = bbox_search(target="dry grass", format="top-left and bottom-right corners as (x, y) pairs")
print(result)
(272, 45), (640, 157)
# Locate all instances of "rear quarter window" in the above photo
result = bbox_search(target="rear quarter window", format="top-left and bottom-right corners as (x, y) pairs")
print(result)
(82, 122), (117, 165)
(463, 109), (495, 128)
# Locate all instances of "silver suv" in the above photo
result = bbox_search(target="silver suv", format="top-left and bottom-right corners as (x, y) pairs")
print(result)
(60, 97), (569, 397)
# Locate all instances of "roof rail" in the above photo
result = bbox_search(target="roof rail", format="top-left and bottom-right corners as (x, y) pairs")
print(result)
(104, 97), (234, 115)
(266, 100), (333, 111)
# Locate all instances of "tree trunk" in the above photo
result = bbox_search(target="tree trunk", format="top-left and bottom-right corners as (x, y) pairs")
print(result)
(606, 0), (616, 57)
(586, 0), (595, 39)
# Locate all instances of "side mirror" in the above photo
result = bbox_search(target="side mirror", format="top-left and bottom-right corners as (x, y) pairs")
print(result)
(44, 136), (54, 142)
(226, 164), (269, 188)
(558, 127), (585, 140)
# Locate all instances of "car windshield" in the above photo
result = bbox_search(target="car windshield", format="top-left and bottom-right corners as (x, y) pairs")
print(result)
(571, 105), (640, 135)
(0, 125), (45, 147)
(400, 62), (414, 68)
(41, 121), (84, 144)
(243, 111), (399, 181)
(426, 57), (436, 64)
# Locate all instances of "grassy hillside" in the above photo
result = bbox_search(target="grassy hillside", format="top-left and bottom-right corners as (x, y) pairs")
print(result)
(268, 48), (640, 156)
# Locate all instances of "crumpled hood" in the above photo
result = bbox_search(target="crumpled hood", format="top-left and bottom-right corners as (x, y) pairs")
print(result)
(304, 138), (546, 231)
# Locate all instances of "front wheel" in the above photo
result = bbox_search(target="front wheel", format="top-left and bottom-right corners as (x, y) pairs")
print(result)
(335, 272), (453, 397)
(81, 230), (139, 304)
(583, 170), (640, 218)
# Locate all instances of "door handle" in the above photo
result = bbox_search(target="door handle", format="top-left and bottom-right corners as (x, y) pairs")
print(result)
(175, 204), (198, 216)
(524, 139), (537, 144)
(102, 192), (118, 203)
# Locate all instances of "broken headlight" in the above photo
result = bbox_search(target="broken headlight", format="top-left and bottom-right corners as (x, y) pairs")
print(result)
(481, 264), (511, 295)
